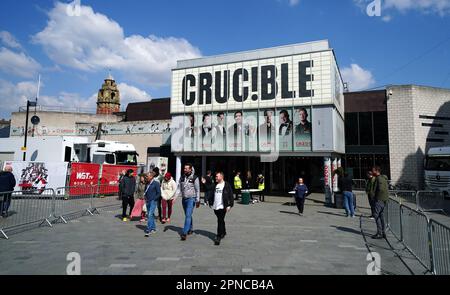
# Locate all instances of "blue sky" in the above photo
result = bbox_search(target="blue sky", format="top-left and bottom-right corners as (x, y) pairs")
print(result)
(1, 0), (450, 119)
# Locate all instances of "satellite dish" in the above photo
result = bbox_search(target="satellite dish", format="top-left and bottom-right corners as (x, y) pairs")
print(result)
(31, 115), (40, 125)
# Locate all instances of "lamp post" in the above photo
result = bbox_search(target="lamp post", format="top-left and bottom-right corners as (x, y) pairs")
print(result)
(23, 100), (37, 161)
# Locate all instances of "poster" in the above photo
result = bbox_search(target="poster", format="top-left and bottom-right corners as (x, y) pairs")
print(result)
(69, 163), (100, 195)
(198, 113), (212, 152)
(183, 113), (196, 152)
(293, 107), (312, 151)
(278, 109), (294, 151)
(212, 112), (226, 152)
(227, 110), (243, 152)
(4, 161), (68, 192)
(147, 157), (169, 176)
(243, 110), (258, 152)
(259, 109), (276, 152)
(99, 164), (136, 194)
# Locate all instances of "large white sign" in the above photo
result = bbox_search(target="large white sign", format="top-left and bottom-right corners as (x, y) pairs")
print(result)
(3, 161), (68, 192)
(172, 51), (341, 114)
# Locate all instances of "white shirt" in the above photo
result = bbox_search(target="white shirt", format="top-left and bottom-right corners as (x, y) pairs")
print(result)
(212, 182), (225, 210)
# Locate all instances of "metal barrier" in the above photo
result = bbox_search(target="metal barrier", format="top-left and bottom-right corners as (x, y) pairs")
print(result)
(416, 191), (446, 214)
(54, 186), (95, 223)
(91, 184), (121, 213)
(386, 198), (402, 241)
(429, 219), (450, 275)
(392, 190), (417, 208)
(352, 179), (367, 191)
(0, 189), (55, 239)
(400, 204), (433, 271)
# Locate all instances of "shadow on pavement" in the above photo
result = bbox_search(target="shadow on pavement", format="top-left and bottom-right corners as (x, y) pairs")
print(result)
(193, 229), (216, 241)
(330, 225), (361, 235)
(317, 211), (347, 217)
(279, 210), (300, 216)
(163, 225), (183, 235)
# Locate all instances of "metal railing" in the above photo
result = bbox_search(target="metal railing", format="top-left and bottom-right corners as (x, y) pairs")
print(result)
(0, 185), (120, 239)
(389, 190), (446, 214)
(386, 197), (450, 275)
(352, 179), (367, 191)
(429, 219), (450, 275)
(0, 189), (55, 239)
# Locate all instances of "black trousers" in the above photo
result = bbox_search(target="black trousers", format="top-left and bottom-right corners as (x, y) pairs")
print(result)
(122, 196), (135, 218)
(234, 189), (241, 200)
(368, 196), (376, 217)
(156, 198), (162, 220)
(295, 197), (305, 214)
(374, 200), (386, 235)
(214, 209), (227, 237)
(259, 191), (265, 202)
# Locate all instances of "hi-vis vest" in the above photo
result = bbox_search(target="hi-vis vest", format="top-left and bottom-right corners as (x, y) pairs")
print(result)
(258, 177), (265, 191)
(234, 176), (242, 189)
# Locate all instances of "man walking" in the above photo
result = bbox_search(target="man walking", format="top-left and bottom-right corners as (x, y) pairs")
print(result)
(365, 171), (376, 219)
(201, 170), (214, 206)
(152, 167), (163, 223)
(233, 171), (242, 200)
(176, 163), (200, 241)
(144, 172), (161, 237)
(371, 166), (389, 239)
(120, 169), (136, 222)
(339, 172), (355, 218)
(209, 172), (234, 246)
(0, 165), (16, 218)
(294, 178), (308, 216)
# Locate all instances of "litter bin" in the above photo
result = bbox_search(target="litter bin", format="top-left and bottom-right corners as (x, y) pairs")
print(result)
(241, 191), (250, 205)
(334, 193), (344, 209)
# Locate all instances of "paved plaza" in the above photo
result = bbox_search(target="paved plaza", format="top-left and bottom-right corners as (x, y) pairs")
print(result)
(0, 194), (428, 275)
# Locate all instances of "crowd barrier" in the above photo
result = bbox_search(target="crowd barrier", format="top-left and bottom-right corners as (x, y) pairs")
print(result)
(386, 197), (450, 275)
(352, 179), (367, 191)
(0, 188), (55, 239)
(0, 185), (120, 239)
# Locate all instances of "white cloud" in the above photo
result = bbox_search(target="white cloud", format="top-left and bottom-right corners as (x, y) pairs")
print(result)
(32, 2), (201, 86)
(0, 47), (41, 78)
(117, 83), (151, 110)
(0, 31), (22, 49)
(384, 0), (450, 15)
(289, 0), (300, 6)
(354, 0), (450, 16)
(341, 64), (376, 91)
(0, 78), (153, 118)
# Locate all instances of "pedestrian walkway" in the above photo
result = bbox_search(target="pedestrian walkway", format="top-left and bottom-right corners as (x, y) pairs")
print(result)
(0, 193), (427, 275)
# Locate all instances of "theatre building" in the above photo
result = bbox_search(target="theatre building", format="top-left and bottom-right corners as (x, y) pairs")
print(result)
(170, 40), (345, 200)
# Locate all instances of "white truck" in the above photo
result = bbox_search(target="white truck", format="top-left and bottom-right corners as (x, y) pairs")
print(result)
(0, 136), (138, 165)
(425, 146), (450, 198)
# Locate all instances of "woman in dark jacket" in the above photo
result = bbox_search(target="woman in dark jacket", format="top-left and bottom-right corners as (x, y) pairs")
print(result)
(209, 172), (234, 246)
(120, 169), (136, 221)
(294, 178), (309, 216)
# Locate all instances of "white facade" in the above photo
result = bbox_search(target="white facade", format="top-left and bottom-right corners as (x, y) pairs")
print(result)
(387, 85), (450, 189)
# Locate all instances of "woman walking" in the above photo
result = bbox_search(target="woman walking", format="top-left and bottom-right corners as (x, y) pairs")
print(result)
(131, 174), (147, 222)
(161, 172), (177, 224)
(294, 178), (308, 216)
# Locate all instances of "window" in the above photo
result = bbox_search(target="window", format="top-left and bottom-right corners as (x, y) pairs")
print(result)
(115, 152), (137, 165)
(373, 112), (388, 145)
(425, 156), (450, 171)
(345, 113), (358, 145)
(105, 154), (115, 164)
(359, 112), (373, 145)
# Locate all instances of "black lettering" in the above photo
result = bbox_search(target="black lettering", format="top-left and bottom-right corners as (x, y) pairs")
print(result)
(182, 74), (196, 106)
(233, 68), (249, 102)
(299, 61), (313, 98)
(261, 65), (277, 100)
(251, 67), (258, 101)
(281, 63), (294, 98)
(199, 73), (212, 105)
(215, 71), (230, 104)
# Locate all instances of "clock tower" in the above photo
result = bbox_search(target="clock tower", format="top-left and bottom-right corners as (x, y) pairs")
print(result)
(96, 73), (121, 115)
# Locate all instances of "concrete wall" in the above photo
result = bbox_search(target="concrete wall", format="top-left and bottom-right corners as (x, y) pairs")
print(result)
(387, 85), (450, 189)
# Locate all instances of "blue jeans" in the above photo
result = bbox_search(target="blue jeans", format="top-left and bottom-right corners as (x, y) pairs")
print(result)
(343, 191), (355, 217)
(182, 198), (195, 235)
(146, 200), (158, 233)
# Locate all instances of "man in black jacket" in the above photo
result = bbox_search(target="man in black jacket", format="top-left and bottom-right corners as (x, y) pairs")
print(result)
(209, 172), (234, 246)
(0, 165), (16, 218)
(120, 169), (136, 221)
(201, 170), (214, 206)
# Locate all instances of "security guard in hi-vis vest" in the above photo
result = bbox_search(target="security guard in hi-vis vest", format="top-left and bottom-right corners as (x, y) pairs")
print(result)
(257, 174), (265, 202)
(233, 171), (242, 200)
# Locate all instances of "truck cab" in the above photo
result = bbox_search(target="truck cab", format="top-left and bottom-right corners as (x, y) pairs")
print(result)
(425, 146), (450, 197)
(74, 140), (138, 166)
